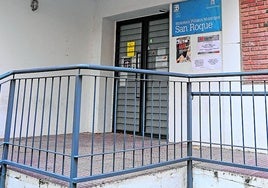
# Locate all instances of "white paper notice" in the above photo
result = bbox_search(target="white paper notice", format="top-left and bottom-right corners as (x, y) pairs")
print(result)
(197, 40), (220, 54)
(193, 55), (221, 70)
(193, 34), (222, 70)
(197, 35), (220, 55)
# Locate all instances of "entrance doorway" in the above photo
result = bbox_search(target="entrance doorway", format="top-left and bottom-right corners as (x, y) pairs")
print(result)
(114, 13), (169, 137)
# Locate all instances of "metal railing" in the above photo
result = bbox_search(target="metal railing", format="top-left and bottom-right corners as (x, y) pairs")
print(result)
(0, 64), (268, 188)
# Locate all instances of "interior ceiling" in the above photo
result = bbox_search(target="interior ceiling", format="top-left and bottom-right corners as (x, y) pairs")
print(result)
(108, 4), (170, 21)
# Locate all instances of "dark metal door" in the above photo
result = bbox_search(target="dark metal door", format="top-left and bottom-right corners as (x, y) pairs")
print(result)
(115, 13), (169, 136)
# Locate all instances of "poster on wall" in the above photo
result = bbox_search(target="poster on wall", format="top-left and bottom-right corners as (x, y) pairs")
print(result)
(172, 0), (222, 37)
(197, 34), (220, 54)
(176, 36), (191, 63)
(193, 34), (222, 70)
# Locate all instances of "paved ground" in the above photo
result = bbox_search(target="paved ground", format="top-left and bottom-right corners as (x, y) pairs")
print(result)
(1, 133), (268, 187)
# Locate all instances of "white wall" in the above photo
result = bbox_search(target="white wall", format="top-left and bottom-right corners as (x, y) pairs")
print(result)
(6, 166), (268, 188)
(98, 0), (179, 19)
(0, 0), (241, 75)
(0, 0), (183, 73)
(0, 0), (101, 137)
(193, 167), (268, 188)
(0, 0), (98, 74)
(221, 0), (241, 72)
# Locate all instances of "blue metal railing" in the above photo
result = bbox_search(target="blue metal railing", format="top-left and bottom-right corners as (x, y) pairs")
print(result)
(0, 64), (268, 188)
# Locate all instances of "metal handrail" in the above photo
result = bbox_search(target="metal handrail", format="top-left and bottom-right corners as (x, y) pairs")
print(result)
(1, 64), (268, 80)
(0, 64), (189, 79)
(1, 64), (268, 188)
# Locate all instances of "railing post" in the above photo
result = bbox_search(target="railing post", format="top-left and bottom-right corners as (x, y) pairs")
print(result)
(70, 74), (82, 188)
(1, 79), (16, 188)
(187, 79), (193, 188)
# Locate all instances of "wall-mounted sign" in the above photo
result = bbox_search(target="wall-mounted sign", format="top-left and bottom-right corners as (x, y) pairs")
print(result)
(172, 0), (222, 37)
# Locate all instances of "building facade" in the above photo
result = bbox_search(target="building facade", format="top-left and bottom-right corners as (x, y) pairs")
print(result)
(0, 0), (268, 187)
(1, 0), (267, 73)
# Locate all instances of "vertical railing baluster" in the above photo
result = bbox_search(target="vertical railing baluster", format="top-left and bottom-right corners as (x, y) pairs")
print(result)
(112, 78), (119, 172)
(264, 81), (268, 156)
(240, 77), (245, 164)
(150, 80), (154, 164)
(31, 78), (40, 166)
(17, 79), (27, 163)
(133, 76), (138, 167)
(38, 78), (47, 168)
(208, 81), (212, 159)
(229, 81), (234, 163)
(53, 77), (62, 173)
(45, 77), (54, 171)
(199, 82), (202, 158)
(173, 81), (176, 160)
(218, 81), (223, 161)
(11, 80), (20, 161)
(251, 80), (258, 166)
(181, 82), (184, 158)
(158, 80), (162, 162)
(24, 78), (33, 165)
(90, 76), (97, 176)
(101, 77), (108, 173)
(1, 79), (16, 188)
(187, 79), (193, 188)
(123, 77), (128, 170)
(70, 73), (82, 188)
(141, 74), (146, 166)
(62, 76), (70, 175)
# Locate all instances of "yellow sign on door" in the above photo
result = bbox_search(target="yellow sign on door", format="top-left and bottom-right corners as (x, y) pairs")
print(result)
(127, 41), (135, 57)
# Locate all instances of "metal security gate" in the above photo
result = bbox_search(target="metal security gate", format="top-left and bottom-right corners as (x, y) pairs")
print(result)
(115, 13), (169, 136)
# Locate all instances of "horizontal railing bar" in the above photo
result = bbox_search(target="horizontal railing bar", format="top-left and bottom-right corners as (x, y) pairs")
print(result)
(188, 70), (268, 78)
(192, 91), (267, 97)
(13, 74), (77, 80)
(183, 141), (266, 151)
(5, 143), (71, 157)
(192, 157), (268, 173)
(3, 160), (70, 182)
(77, 142), (186, 158)
(0, 64), (190, 80)
(0, 71), (14, 80)
(0, 79), (13, 86)
(73, 158), (189, 183)
(2, 64), (268, 82)
(191, 141), (268, 151)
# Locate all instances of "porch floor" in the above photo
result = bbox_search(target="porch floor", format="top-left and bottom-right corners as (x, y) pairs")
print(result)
(4, 133), (268, 187)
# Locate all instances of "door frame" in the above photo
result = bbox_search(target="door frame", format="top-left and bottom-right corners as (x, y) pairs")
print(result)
(113, 12), (169, 136)
(115, 12), (169, 69)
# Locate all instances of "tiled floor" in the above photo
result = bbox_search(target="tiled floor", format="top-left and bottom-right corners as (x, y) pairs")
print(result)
(2, 133), (268, 187)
